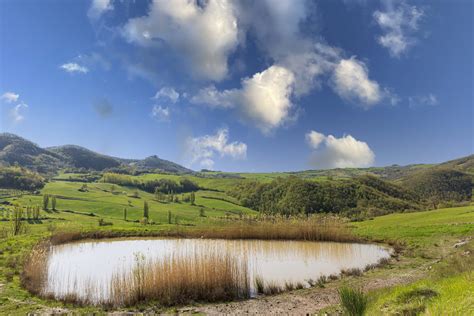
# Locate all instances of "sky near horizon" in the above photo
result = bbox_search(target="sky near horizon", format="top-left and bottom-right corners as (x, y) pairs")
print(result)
(0, 0), (472, 172)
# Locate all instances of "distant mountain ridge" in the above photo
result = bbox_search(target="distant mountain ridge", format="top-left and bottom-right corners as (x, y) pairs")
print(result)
(0, 133), (193, 174)
(0, 133), (472, 177)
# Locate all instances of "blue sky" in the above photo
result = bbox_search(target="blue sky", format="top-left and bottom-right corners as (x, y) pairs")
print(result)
(0, 0), (472, 172)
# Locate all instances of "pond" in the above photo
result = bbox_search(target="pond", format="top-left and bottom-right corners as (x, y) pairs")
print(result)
(43, 238), (390, 305)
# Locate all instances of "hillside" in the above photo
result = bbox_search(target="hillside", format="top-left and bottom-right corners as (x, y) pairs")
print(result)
(128, 155), (193, 174)
(0, 133), (192, 174)
(438, 154), (474, 174)
(0, 133), (65, 173)
(47, 145), (121, 171)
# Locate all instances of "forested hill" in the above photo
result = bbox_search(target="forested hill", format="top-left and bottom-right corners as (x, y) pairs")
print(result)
(0, 133), (192, 174)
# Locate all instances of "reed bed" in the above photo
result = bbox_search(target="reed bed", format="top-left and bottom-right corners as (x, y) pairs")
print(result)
(48, 215), (358, 246)
(190, 217), (356, 242)
(109, 252), (250, 306)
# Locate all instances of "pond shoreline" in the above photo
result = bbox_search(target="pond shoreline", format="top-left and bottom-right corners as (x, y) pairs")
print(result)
(21, 222), (391, 308)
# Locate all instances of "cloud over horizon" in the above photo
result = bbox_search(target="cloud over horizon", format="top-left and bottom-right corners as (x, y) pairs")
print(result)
(306, 131), (375, 169)
(185, 128), (247, 169)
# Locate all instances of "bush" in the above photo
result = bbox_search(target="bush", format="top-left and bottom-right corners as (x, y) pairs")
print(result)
(339, 286), (368, 316)
(98, 218), (113, 226)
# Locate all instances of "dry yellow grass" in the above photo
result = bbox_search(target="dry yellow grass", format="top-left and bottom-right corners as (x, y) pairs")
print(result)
(21, 241), (49, 296)
(110, 252), (250, 306)
(185, 216), (357, 242)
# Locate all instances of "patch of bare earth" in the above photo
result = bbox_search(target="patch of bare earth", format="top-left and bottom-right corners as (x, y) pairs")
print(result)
(178, 259), (427, 315)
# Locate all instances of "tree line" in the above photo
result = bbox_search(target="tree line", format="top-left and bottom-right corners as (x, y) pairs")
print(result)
(101, 173), (199, 194)
(0, 166), (45, 191)
(229, 171), (471, 216)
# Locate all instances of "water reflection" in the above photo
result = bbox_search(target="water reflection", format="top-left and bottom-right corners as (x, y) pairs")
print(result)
(45, 238), (390, 302)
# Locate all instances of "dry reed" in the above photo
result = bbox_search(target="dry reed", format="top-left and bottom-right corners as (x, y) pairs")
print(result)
(21, 241), (49, 296)
(109, 252), (250, 306)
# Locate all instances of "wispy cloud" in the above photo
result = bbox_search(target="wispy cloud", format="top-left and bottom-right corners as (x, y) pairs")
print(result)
(373, 2), (424, 57)
(153, 87), (179, 103)
(151, 105), (170, 121)
(408, 93), (438, 108)
(60, 62), (89, 74)
(306, 131), (375, 169)
(185, 128), (247, 169)
(1, 92), (20, 103)
(10, 102), (28, 123)
(88, 0), (113, 20)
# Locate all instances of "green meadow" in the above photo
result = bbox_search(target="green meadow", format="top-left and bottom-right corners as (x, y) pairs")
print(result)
(0, 172), (473, 315)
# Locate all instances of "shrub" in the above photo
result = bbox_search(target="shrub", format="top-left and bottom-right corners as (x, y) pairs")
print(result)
(98, 218), (113, 226)
(339, 286), (368, 316)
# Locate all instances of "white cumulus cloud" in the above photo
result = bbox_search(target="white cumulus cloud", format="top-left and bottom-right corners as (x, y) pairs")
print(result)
(185, 128), (247, 169)
(192, 65), (295, 133)
(331, 58), (382, 108)
(306, 131), (375, 169)
(1, 92), (19, 103)
(88, 0), (113, 20)
(123, 0), (239, 81)
(305, 130), (326, 149)
(373, 2), (424, 57)
(60, 63), (89, 74)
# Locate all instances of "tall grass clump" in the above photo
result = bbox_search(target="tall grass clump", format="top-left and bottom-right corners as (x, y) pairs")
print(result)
(110, 252), (250, 306)
(339, 286), (368, 316)
(21, 242), (49, 296)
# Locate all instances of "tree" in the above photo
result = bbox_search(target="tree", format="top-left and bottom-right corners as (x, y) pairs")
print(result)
(42, 194), (49, 210)
(143, 201), (149, 219)
(111, 185), (116, 193)
(34, 205), (40, 220)
(123, 208), (127, 221)
(168, 210), (172, 224)
(11, 206), (25, 236)
(190, 192), (196, 205)
(51, 196), (57, 211)
(199, 208), (206, 217)
(154, 188), (164, 202)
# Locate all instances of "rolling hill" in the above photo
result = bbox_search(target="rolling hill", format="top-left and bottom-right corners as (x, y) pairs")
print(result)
(0, 133), (192, 174)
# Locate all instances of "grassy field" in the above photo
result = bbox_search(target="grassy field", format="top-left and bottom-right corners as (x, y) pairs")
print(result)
(352, 206), (474, 315)
(0, 175), (473, 314)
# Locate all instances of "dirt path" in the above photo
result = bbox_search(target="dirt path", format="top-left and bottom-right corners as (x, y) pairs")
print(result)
(177, 260), (426, 315)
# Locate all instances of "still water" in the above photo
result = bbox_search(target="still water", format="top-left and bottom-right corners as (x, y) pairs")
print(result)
(44, 238), (390, 302)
